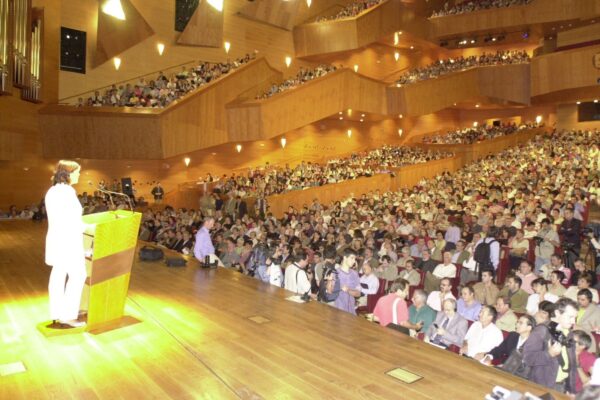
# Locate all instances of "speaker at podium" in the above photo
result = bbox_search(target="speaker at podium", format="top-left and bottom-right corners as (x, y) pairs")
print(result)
(38, 210), (142, 336)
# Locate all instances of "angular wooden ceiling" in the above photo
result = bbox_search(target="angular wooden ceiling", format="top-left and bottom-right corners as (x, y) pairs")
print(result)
(95, 0), (155, 67)
(176, 0), (224, 47)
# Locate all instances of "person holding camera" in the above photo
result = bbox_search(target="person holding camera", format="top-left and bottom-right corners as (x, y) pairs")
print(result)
(559, 208), (582, 267)
(534, 218), (560, 273)
(523, 298), (579, 394)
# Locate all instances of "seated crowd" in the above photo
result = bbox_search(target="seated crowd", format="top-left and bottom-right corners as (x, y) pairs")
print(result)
(431, 0), (533, 18)
(422, 122), (539, 144)
(395, 50), (530, 87)
(139, 129), (600, 395)
(315, 0), (383, 22)
(75, 54), (255, 108)
(192, 145), (453, 199)
(255, 64), (338, 100)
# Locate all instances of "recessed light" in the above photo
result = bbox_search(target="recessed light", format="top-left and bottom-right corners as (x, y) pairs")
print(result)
(576, 101), (581, 105)
(339, 116), (343, 120)
(595, 99), (599, 103)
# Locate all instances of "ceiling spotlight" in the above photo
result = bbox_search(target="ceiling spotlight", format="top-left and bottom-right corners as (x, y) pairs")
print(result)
(353, 64), (359, 73)
(157, 43), (165, 55)
(394, 52), (400, 61)
(101, 0), (126, 20)
(306, 0), (311, 7)
(207, 0), (223, 12)
(360, 119), (364, 122)
(475, 104), (480, 108)
(280, 137), (287, 149)
(398, 129), (403, 136)
(184, 157), (191, 167)
(236, 144), (242, 153)
(576, 101), (581, 105)
(113, 57), (121, 70)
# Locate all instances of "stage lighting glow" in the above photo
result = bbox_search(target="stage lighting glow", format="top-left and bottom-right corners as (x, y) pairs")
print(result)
(207, 0), (224, 12)
(101, 0), (126, 20)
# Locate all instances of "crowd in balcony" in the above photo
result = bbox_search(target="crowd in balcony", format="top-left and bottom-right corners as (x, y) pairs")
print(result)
(255, 64), (338, 100)
(134, 129), (600, 397)
(394, 50), (530, 87)
(422, 122), (540, 144)
(74, 54), (255, 108)
(430, 0), (533, 18)
(315, 0), (384, 22)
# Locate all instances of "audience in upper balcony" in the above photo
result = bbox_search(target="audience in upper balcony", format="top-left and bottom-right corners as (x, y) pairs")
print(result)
(423, 122), (540, 145)
(430, 0), (533, 18)
(395, 50), (530, 87)
(315, 0), (383, 22)
(255, 64), (337, 100)
(74, 54), (255, 108)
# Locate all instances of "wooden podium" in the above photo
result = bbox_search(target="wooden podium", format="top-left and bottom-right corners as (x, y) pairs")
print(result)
(38, 210), (142, 336)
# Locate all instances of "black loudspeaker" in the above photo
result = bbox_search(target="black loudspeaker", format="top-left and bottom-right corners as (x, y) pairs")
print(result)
(121, 177), (133, 196)
(60, 27), (86, 74)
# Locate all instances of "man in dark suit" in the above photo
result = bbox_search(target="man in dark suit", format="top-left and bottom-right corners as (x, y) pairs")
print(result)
(523, 298), (579, 394)
(425, 298), (468, 348)
(475, 314), (536, 366)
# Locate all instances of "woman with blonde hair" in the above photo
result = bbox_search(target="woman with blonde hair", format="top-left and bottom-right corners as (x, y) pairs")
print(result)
(45, 160), (86, 328)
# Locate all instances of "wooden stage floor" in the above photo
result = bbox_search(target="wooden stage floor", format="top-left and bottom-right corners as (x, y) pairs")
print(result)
(0, 221), (566, 399)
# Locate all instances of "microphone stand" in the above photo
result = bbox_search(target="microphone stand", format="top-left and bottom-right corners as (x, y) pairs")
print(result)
(97, 187), (134, 213)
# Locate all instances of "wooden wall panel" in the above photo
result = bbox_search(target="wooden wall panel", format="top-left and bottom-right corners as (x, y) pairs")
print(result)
(293, 0), (407, 58)
(387, 64), (530, 117)
(226, 68), (388, 140)
(429, 0), (600, 39)
(556, 103), (600, 131)
(531, 44), (600, 97)
(39, 58), (281, 159)
(176, 0), (224, 48)
(557, 23), (600, 49)
(0, 131), (24, 160)
(237, 0), (344, 31)
(95, 0), (154, 67)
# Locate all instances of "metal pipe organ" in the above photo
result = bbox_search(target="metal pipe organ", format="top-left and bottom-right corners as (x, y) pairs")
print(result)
(0, 0), (42, 101)
(22, 9), (41, 101)
(0, 0), (11, 93)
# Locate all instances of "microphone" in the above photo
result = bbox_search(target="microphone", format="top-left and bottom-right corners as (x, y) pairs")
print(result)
(97, 187), (134, 212)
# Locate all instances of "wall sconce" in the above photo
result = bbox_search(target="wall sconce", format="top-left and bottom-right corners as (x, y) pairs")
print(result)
(113, 57), (121, 70)
(353, 64), (358, 73)
(398, 114), (403, 119)
(184, 157), (191, 167)
(473, 122), (478, 127)
(398, 129), (403, 136)
(535, 115), (542, 124)
(285, 56), (292, 68)
(394, 32), (399, 45)
(157, 43), (165, 55)
(280, 137), (287, 149)
(394, 52), (400, 61)
(224, 41), (231, 54)
(306, 0), (312, 7)
(347, 129), (352, 138)
(236, 144), (242, 153)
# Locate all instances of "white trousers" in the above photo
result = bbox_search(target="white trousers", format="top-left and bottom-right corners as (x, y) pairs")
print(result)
(48, 262), (86, 321)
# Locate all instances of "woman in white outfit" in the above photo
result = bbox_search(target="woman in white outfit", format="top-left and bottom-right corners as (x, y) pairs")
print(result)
(45, 160), (86, 328)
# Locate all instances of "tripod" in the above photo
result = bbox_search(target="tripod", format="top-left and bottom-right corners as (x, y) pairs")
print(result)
(560, 245), (579, 270)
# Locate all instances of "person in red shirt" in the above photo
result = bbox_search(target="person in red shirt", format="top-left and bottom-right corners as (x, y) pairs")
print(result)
(373, 278), (409, 327)
(573, 330), (597, 393)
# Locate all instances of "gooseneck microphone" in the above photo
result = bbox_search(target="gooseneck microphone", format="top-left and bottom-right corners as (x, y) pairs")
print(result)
(97, 187), (134, 212)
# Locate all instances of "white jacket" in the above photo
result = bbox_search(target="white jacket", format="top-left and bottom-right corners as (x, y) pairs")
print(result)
(45, 184), (85, 266)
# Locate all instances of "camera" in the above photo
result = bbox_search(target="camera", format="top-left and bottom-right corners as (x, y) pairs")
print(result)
(548, 321), (574, 348)
(533, 236), (544, 245)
